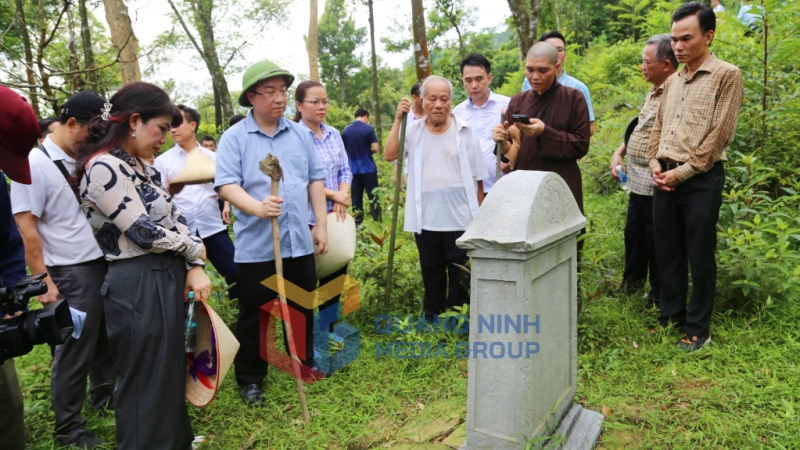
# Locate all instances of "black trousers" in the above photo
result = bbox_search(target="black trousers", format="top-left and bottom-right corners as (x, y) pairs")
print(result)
(623, 192), (660, 299)
(201, 230), (239, 299)
(654, 162), (724, 337)
(104, 254), (193, 450)
(318, 264), (349, 333)
(414, 229), (469, 318)
(351, 172), (381, 225)
(48, 259), (116, 440)
(234, 254), (316, 386)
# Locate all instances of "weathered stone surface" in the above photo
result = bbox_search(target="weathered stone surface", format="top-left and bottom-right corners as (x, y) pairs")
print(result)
(401, 416), (460, 443)
(548, 405), (605, 450)
(442, 423), (467, 448)
(456, 171), (601, 450)
(389, 444), (454, 450)
(457, 171), (585, 253)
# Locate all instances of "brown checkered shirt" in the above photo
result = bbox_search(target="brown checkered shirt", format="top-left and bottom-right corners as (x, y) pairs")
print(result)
(626, 84), (664, 196)
(647, 54), (744, 183)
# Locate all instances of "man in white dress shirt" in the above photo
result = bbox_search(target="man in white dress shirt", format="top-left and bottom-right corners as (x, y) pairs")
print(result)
(154, 105), (238, 299)
(453, 53), (511, 194)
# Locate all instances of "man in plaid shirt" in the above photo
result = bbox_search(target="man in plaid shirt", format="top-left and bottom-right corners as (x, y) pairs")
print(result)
(610, 34), (677, 305)
(647, 2), (744, 352)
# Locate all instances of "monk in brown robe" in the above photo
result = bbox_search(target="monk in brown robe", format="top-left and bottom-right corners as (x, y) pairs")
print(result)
(493, 42), (591, 212)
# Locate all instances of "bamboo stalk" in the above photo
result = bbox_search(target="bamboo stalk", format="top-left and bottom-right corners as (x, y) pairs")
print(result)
(383, 113), (408, 313)
(259, 154), (311, 425)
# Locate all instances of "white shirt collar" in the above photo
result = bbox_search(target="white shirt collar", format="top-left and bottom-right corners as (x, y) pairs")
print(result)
(42, 135), (75, 163)
(466, 90), (497, 109)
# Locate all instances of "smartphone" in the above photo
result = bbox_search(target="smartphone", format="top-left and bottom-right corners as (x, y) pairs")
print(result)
(511, 114), (531, 125)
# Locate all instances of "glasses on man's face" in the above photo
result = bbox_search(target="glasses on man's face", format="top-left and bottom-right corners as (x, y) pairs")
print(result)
(301, 99), (330, 107)
(253, 90), (290, 100)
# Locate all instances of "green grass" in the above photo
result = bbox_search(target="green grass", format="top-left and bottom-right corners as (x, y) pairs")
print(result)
(13, 136), (800, 450)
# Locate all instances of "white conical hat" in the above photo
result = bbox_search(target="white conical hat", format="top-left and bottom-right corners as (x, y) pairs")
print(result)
(170, 149), (215, 185)
(185, 300), (239, 408)
(314, 212), (356, 279)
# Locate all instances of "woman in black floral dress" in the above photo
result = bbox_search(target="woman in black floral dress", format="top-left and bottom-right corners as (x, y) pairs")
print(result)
(74, 82), (211, 450)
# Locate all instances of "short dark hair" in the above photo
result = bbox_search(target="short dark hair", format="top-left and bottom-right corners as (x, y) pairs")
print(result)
(201, 135), (216, 144)
(58, 115), (90, 126)
(538, 30), (566, 47)
(354, 108), (369, 119)
(460, 53), (492, 75)
(672, 1), (715, 34)
(39, 118), (58, 139)
(176, 104), (200, 131)
(229, 114), (246, 127)
(411, 81), (422, 97)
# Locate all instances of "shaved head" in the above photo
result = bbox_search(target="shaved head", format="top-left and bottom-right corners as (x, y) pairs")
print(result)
(527, 42), (559, 66)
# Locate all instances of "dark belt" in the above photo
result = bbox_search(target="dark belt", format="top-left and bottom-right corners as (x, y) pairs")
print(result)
(659, 160), (685, 171)
(48, 257), (106, 271)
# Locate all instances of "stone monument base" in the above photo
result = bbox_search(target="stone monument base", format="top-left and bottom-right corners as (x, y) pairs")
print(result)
(459, 405), (603, 450)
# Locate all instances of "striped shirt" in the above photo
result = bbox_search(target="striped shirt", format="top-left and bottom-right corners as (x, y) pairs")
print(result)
(298, 120), (353, 224)
(626, 84), (664, 196)
(647, 54), (744, 183)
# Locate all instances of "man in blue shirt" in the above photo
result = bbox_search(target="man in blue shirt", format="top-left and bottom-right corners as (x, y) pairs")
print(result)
(341, 108), (380, 225)
(522, 31), (596, 136)
(215, 60), (329, 406)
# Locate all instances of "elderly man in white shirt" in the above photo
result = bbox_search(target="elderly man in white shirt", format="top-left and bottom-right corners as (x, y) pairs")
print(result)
(154, 105), (238, 299)
(453, 53), (511, 194)
(385, 75), (488, 323)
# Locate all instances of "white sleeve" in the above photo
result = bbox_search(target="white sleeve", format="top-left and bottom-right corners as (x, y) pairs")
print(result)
(10, 162), (47, 218)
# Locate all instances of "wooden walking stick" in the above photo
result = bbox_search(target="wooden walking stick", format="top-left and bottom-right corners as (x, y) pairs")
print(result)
(496, 108), (506, 182)
(259, 154), (312, 425)
(383, 112), (408, 313)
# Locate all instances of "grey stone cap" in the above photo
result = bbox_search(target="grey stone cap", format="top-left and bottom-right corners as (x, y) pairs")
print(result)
(457, 171), (586, 253)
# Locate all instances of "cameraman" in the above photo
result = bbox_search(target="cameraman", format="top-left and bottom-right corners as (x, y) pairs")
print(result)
(0, 87), (41, 449)
(10, 91), (115, 449)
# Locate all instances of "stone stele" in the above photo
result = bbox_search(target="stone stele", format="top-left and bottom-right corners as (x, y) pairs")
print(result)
(456, 171), (603, 449)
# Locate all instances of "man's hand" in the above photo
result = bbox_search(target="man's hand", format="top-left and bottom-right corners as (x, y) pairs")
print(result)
(652, 166), (677, 192)
(258, 195), (283, 219)
(611, 144), (626, 182)
(515, 118), (546, 138)
(395, 98), (411, 121)
(312, 226), (328, 255)
(500, 161), (513, 174)
(492, 121), (509, 144)
(222, 201), (231, 224)
(37, 277), (59, 305)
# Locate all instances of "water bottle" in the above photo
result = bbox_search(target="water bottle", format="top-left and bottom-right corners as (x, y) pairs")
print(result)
(616, 165), (628, 190)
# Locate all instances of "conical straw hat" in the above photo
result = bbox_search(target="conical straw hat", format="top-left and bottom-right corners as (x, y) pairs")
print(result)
(314, 212), (356, 279)
(185, 300), (240, 407)
(170, 149), (216, 185)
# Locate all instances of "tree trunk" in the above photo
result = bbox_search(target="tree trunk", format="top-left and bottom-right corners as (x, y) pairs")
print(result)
(308, 0), (320, 81)
(14, 0), (39, 115)
(67, 5), (83, 93)
(192, 0), (233, 129)
(103, 0), (141, 85)
(79, 0), (99, 92)
(410, 0), (430, 81)
(367, 0), (382, 143)
(506, 0), (541, 60)
(37, 0), (60, 115)
(554, 0), (561, 30)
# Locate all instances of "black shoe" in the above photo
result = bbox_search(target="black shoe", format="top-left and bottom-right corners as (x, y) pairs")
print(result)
(57, 430), (105, 449)
(677, 334), (711, 352)
(239, 383), (265, 406)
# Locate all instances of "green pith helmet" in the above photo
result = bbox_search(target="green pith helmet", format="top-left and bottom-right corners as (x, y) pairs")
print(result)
(238, 60), (295, 107)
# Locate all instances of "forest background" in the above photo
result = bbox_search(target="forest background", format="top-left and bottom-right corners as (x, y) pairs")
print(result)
(2, 0), (800, 448)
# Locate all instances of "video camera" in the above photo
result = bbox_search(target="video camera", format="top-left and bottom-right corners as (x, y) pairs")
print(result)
(0, 272), (73, 363)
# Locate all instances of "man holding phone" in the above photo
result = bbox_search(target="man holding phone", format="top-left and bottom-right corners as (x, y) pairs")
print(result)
(493, 41), (591, 214)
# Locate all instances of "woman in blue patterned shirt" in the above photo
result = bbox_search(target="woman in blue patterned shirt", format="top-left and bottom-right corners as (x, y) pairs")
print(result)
(293, 80), (353, 361)
(74, 82), (211, 450)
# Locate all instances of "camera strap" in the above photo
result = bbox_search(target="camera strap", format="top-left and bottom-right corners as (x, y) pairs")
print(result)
(37, 145), (80, 205)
